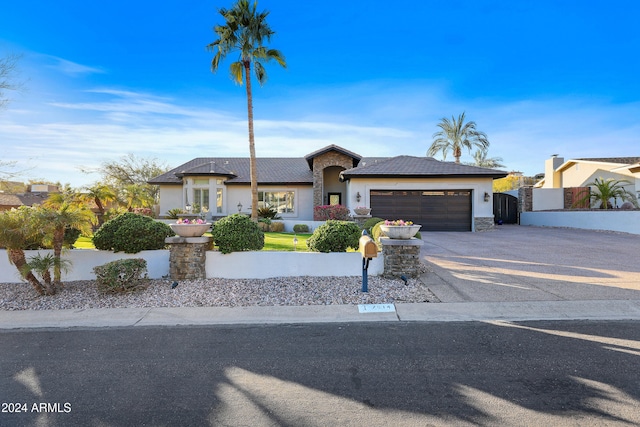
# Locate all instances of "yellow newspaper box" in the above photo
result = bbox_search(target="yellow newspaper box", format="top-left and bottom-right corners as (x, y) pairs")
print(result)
(359, 235), (378, 259)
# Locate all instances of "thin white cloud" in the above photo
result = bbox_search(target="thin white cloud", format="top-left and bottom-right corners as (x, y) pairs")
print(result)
(2, 80), (639, 186)
(42, 54), (105, 76)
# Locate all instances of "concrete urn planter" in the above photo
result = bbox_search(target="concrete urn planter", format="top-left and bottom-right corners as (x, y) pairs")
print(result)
(170, 223), (211, 237)
(380, 224), (422, 239)
(353, 208), (372, 215)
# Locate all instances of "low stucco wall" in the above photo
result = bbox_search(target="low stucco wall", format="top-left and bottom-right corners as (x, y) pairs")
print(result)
(0, 249), (170, 283)
(206, 251), (384, 279)
(0, 249), (383, 283)
(520, 211), (640, 235)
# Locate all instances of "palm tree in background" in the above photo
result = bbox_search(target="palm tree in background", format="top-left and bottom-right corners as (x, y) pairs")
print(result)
(207, 0), (286, 221)
(467, 149), (505, 169)
(428, 112), (490, 164)
(84, 184), (117, 225)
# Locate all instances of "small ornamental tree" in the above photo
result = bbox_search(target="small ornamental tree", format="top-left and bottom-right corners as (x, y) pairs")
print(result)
(211, 214), (265, 254)
(306, 220), (360, 253)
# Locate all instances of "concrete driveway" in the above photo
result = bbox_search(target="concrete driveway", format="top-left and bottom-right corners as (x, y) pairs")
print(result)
(420, 225), (640, 303)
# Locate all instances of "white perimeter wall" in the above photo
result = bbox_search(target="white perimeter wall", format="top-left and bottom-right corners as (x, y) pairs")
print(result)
(520, 211), (640, 235)
(0, 249), (170, 283)
(206, 251), (383, 279)
(532, 188), (564, 210)
(0, 249), (383, 283)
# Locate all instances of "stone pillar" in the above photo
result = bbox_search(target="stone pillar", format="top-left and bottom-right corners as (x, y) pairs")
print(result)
(380, 237), (424, 279)
(165, 236), (212, 280)
(474, 217), (495, 231)
(352, 214), (372, 228)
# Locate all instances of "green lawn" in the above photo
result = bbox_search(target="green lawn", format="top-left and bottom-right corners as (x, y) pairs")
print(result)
(73, 232), (312, 252)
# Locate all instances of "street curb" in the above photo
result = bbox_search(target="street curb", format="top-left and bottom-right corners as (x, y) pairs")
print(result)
(2, 300), (640, 329)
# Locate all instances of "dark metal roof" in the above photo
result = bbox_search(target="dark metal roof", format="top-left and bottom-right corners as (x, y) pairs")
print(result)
(340, 156), (508, 179)
(148, 157), (314, 185)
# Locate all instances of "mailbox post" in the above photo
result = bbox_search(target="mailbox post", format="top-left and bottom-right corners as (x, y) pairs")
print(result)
(358, 230), (378, 292)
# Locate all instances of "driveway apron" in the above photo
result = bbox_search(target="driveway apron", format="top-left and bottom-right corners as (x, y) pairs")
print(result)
(419, 225), (640, 303)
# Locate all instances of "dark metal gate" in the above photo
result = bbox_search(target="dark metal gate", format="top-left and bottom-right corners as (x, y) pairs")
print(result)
(493, 193), (518, 224)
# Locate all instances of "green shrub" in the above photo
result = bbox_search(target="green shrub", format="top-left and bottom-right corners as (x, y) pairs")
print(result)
(93, 258), (148, 293)
(93, 212), (174, 253)
(270, 221), (285, 232)
(211, 214), (264, 254)
(306, 220), (360, 253)
(293, 224), (309, 233)
(363, 217), (384, 234)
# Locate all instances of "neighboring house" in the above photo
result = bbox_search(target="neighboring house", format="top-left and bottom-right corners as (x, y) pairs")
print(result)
(0, 184), (59, 212)
(534, 155), (640, 207)
(149, 145), (507, 231)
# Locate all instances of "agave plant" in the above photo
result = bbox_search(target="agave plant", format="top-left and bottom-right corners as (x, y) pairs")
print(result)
(573, 177), (638, 209)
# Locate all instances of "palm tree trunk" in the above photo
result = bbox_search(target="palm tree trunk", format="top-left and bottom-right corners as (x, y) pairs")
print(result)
(244, 60), (259, 222)
(8, 249), (49, 296)
(52, 227), (65, 288)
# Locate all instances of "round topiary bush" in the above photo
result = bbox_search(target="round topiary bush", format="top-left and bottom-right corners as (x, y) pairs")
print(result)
(211, 214), (264, 254)
(93, 212), (174, 253)
(306, 220), (361, 253)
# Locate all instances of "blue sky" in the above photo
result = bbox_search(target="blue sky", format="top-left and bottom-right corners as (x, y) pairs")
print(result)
(1, 1), (639, 187)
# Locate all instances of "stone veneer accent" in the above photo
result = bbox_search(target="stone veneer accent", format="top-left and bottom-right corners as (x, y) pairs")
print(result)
(518, 187), (533, 213)
(380, 238), (424, 278)
(312, 151), (354, 219)
(474, 217), (495, 231)
(165, 236), (212, 280)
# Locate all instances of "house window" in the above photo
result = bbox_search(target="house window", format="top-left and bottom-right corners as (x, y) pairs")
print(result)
(328, 193), (341, 205)
(258, 191), (295, 213)
(194, 179), (209, 185)
(216, 188), (223, 214)
(193, 189), (209, 213)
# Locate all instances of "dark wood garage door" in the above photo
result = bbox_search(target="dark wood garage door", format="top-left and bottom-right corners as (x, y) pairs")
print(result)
(370, 190), (472, 231)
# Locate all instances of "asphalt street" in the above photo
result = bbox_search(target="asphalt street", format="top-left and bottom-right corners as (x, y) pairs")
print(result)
(2, 321), (640, 426)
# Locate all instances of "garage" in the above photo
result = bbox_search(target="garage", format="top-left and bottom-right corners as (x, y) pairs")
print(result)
(370, 190), (472, 231)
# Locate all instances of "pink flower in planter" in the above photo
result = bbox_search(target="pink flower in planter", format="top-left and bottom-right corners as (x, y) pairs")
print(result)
(176, 218), (206, 224)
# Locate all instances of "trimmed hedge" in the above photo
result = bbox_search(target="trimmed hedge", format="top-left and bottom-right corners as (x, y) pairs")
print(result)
(211, 214), (265, 254)
(306, 220), (360, 253)
(93, 212), (174, 253)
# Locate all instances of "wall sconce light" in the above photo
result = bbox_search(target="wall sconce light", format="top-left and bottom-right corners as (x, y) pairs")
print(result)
(484, 192), (490, 202)
(185, 203), (192, 213)
(356, 192), (361, 203)
(237, 202), (243, 212)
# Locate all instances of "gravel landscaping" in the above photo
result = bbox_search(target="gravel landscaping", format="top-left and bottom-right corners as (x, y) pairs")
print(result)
(0, 275), (439, 311)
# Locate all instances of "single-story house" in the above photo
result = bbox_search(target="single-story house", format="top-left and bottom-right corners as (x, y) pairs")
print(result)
(0, 184), (59, 212)
(535, 155), (640, 206)
(149, 145), (508, 231)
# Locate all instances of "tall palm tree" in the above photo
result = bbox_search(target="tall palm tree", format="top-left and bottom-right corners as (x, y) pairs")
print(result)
(207, 0), (286, 221)
(428, 112), (490, 164)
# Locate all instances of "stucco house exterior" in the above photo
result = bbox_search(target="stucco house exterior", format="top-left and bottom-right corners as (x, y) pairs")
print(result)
(533, 155), (640, 208)
(149, 145), (507, 231)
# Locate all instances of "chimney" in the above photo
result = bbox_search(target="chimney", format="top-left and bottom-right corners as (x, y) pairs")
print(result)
(543, 155), (564, 188)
